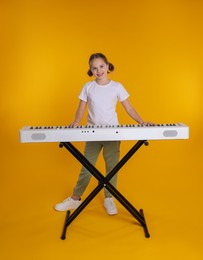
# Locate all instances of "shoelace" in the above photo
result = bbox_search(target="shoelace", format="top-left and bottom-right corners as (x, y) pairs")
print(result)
(62, 197), (71, 203)
(107, 199), (115, 208)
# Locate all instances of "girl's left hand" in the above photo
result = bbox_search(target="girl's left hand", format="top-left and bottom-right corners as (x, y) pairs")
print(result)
(141, 121), (156, 126)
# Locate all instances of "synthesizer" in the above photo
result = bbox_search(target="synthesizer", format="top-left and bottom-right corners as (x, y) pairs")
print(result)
(20, 123), (189, 143)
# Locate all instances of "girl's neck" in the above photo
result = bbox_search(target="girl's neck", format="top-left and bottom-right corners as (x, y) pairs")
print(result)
(95, 78), (110, 86)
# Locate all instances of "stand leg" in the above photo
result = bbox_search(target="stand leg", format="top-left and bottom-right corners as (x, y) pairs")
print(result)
(61, 210), (70, 240)
(140, 209), (150, 238)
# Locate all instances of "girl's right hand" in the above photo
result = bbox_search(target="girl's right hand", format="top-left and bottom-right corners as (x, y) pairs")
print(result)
(68, 121), (80, 128)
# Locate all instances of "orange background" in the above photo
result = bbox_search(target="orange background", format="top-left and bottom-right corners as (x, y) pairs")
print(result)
(1, 0), (203, 259)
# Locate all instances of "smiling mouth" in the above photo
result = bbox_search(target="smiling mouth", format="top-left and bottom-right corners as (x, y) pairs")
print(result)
(97, 73), (104, 77)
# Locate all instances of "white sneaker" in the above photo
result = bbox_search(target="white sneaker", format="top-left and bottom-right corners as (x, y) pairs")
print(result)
(55, 197), (82, 211)
(104, 198), (118, 215)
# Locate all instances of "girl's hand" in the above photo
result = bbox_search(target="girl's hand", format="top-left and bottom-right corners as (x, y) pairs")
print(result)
(141, 121), (156, 126)
(68, 100), (87, 128)
(68, 121), (80, 128)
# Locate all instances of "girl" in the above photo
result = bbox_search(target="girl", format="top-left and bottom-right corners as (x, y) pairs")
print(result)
(55, 53), (153, 215)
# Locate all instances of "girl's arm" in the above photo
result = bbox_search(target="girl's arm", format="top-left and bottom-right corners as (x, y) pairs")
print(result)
(121, 98), (154, 125)
(69, 100), (87, 127)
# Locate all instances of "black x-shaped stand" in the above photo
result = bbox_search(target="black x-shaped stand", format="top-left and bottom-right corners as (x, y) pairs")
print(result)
(59, 140), (150, 240)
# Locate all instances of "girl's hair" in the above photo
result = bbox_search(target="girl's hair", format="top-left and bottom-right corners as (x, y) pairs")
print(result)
(87, 53), (115, 76)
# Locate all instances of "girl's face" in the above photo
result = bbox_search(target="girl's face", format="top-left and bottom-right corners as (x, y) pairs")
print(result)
(90, 58), (109, 81)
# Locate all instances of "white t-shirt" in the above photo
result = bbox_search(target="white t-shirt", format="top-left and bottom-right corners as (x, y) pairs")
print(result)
(79, 80), (129, 125)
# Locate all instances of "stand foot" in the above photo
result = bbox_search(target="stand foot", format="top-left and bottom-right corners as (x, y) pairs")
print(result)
(140, 209), (150, 238)
(61, 210), (70, 240)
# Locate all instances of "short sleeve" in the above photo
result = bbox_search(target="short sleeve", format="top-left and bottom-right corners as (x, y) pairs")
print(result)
(118, 83), (130, 102)
(78, 83), (89, 102)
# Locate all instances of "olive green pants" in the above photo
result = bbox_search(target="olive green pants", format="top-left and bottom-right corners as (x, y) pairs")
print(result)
(73, 141), (120, 198)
